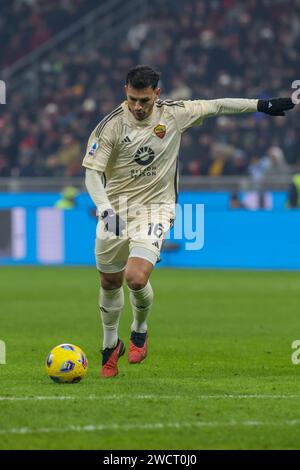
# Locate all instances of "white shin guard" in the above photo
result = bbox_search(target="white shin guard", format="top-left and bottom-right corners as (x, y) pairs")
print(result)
(99, 287), (124, 349)
(128, 281), (154, 334)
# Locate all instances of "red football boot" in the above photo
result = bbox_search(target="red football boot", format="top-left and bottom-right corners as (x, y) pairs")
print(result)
(101, 339), (125, 378)
(128, 331), (148, 364)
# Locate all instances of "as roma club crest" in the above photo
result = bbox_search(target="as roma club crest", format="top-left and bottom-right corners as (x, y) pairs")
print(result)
(154, 124), (166, 139)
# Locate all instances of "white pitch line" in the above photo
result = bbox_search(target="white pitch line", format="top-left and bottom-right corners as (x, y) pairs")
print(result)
(1, 420), (300, 435)
(0, 394), (300, 402)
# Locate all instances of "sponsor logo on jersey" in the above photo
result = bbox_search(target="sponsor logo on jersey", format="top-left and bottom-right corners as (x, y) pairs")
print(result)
(131, 166), (157, 179)
(134, 146), (155, 166)
(88, 142), (98, 156)
(154, 124), (166, 139)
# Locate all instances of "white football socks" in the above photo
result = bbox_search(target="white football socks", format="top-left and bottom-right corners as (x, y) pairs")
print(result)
(128, 281), (154, 334)
(99, 287), (124, 349)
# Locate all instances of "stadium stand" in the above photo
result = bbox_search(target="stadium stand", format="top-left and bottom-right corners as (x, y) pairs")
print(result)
(0, 0), (299, 179)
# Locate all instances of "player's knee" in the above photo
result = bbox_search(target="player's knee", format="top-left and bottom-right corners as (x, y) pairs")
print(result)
(100, 273), (123, 290)
(125, 271), (148, 291)
(101, 279), (122, 290)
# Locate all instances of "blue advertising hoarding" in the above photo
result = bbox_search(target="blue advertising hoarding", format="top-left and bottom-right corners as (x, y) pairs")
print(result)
(0, 191), (299, 269)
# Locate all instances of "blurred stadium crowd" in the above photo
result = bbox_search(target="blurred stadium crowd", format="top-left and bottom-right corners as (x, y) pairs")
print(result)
(0, 0), (99, 67)
(0, 0), (299, 178)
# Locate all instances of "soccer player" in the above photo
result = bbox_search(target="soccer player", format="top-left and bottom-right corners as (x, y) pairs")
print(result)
(83, 65), (295, 378)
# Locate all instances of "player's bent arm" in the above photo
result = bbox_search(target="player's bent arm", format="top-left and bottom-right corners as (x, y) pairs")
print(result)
(85, 169), (126, 236)
(85, 168), (112, 215)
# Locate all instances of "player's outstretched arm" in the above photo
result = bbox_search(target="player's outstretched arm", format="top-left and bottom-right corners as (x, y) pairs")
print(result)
(171, 97), (296, 132)
(199, 97), (295, 118)
(85, 168), (125, 236)
(257, 98), (295, 116)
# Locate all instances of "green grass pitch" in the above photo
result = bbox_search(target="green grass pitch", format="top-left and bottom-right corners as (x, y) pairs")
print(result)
(1, 266), (300, 450)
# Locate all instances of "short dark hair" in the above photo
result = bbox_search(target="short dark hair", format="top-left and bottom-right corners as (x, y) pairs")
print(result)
(126, 65), (160, 90)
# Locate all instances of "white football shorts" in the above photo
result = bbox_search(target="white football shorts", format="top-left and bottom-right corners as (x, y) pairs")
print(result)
(95, 209), (174, 273)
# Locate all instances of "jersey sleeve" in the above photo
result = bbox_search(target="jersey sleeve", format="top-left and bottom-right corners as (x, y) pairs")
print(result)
(173, 98), (258, 132)
(82, 120), (116, 172)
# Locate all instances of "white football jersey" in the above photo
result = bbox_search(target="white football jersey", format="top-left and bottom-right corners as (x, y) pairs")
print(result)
(82, 98), (257, 215)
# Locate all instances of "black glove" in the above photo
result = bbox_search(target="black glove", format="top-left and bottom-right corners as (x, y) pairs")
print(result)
(100, 208), (125, 236)
(257, 98), (295, 116)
